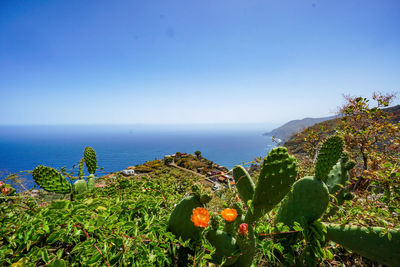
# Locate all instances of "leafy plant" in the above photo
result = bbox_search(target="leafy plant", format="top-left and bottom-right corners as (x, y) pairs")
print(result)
(0, 160), (200, 266)
(337, 92), (400, 190)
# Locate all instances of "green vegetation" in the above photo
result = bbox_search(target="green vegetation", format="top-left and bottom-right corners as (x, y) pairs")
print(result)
(0, 93), (399, 266)
(168, 134), (399, 266)
(1, 160), (199, 266)
(133, 160), (163, 173)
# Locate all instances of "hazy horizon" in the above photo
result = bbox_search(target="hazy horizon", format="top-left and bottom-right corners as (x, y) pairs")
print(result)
(0, 122), (284, 135)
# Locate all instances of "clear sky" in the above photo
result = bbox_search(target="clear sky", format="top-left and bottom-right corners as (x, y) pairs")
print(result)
(1, 0), (399, 126)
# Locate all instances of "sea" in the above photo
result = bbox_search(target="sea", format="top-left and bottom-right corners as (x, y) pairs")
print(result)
(0, 125), (276, 189)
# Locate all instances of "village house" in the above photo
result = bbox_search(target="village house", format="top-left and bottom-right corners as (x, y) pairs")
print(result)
(122, 169), (135, 176)
(174, 152), (188, 160)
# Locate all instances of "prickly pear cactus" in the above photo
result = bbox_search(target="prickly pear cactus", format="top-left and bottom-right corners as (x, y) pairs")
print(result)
(251, 147), (297, 221)
(232, 225), (255, 267)
(315, 135), (343, 182)
(167, 135), (398, 267)
(326, 152), (355, 206)
(84, 146), (97, 174)
(32, 165), (71, 194)
(325, 224), (400, 267)
(167, 195), (204, 241)
(73, 179), (87, 195)
(276, 176), (330, 227)
(87, 174), (95, 192)
(206, 230), (239, 265)
(232, 165), (255, 205)
(276, 136), (343, 228)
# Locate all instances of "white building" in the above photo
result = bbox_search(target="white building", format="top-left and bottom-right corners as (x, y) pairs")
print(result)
(122, 169), (135, 176)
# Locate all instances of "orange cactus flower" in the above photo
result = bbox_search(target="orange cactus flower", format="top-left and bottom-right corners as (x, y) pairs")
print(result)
(1, 187), (11, 196)
(0, 181), (4, 188)
(221, 208), (238, 222)
(191, 207), (210, 228)
(238, 223), (248, 236)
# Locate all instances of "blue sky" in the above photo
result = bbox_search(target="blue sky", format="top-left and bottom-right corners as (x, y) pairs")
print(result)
(1, 0), (399, 126)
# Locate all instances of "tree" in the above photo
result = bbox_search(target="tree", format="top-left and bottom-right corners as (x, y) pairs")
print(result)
(194, 150), (202, 158)
(336, 92), (400, 190)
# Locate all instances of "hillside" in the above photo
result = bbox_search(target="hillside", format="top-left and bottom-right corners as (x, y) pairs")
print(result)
(266, 105), (400, 144)
(264, 115), (336, 142)
(284, 104), (400, 157)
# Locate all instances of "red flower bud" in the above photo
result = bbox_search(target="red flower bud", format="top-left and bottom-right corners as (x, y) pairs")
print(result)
(1, 187), (11, 196)
(238, 223), (248, 236)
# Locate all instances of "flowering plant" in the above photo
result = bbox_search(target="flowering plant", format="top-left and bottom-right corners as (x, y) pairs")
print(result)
(221, 208), (238, 222)
(1, 187), (11, 196)
(191, 207), (210, 228)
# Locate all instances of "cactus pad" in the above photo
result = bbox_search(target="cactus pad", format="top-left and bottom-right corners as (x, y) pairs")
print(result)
(87, 174), (95, 192)
(32, 165), (71, 194)
(232, 166), (255, 205)
(325, 224), (400, 267)
(206, 230), (239, 265)
(168, 195), (204, 241)
(84, 146), (97, 174)
(232, 225), (255, 267)
(251, 147), (297, 220)
(276, 176), (329, 227)
(315, 136), (343, 182)
(73, 179), (87, 195)
(326, 152), (355, 206)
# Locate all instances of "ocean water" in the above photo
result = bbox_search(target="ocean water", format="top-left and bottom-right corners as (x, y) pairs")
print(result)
(0, 125), (275, 189)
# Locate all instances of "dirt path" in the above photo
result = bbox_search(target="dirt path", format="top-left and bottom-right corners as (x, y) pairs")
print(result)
(168, 163), (214, 186)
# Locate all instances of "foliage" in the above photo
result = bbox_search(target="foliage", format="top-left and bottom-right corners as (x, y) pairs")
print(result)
(175, 154), (210, 172)
(0, 163), (201, 266)
(194, 150), (202, 158)
(303, 124), (330, 161)
(337, 92), (400, 190)
(134, 160), (163, 173)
